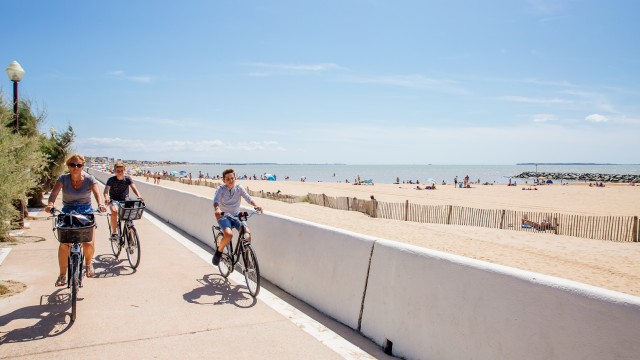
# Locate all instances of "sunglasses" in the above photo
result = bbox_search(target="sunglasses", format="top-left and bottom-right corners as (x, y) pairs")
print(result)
(68, 163), (84, 168)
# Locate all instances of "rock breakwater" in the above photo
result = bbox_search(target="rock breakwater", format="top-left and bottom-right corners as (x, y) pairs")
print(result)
(513, 172), (640, 183)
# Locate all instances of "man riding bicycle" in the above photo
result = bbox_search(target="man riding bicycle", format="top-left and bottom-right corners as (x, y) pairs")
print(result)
(103, 161), (144, 241)
(212, 169), (262, 266)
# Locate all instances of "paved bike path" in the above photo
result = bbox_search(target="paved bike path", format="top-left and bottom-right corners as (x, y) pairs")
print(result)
(0, 205), (389, 359)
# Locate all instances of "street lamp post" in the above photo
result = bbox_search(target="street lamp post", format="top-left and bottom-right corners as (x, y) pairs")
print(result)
(6, 60), (26, 228)
(6, 60), (25, 134)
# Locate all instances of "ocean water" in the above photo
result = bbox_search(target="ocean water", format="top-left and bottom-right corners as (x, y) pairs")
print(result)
(140, 164), (640, 185)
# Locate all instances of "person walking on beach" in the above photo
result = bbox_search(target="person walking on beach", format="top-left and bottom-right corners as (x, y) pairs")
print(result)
(212, 169), (263, 266)
(454, 176), (458, 188)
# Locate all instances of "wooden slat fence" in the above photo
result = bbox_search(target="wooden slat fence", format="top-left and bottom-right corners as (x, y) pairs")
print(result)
(246, 188), (303, 204)
(223, 189), (640, 243)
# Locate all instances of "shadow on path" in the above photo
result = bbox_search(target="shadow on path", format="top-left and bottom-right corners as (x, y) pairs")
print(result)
(0, 290), (73, 344)
(93, 253), (136, 278)
(183, 274), (257, 308)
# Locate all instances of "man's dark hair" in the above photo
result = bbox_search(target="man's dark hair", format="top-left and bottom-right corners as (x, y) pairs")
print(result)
(222, 169), (235, 178)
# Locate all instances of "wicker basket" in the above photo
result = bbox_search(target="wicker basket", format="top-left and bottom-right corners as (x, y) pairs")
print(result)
(56, 213), (95, 243)
(118, 200), (146, 220)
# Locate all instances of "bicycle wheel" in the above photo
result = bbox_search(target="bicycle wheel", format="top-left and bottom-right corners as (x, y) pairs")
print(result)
(126, 226), (141, 269)
(218, 243), (233, 278)
(70, 253), (80, 322)
(242, 243), (260, 297)
(110, 219), (122, 258)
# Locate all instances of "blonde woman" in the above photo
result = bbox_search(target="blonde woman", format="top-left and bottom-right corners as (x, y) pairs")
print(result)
(44, 153), (106, 286)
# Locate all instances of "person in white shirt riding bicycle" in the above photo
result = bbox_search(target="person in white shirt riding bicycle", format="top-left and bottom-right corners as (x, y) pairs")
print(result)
(212, 169), (262, 266)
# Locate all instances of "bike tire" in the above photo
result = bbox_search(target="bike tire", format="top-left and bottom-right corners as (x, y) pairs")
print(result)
(242, 244), (260, 297)
(126, 226), (141, 269)
(110, 218), (122, 258)
(218, 243), (233, 278)
(70, 253), (80, 322)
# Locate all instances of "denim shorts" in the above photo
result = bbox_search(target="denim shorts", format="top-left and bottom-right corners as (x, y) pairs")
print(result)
(61, 204), (94, 214)
(217, 216), (241, 230)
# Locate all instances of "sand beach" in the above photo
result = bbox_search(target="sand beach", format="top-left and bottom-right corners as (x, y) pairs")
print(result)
(135, 175), (640, 297)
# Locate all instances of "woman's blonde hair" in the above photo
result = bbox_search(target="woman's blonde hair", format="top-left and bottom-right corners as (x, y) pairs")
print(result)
(65, 153), (86, 166)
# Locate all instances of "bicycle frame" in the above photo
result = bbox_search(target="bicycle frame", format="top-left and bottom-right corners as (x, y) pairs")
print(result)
(108, 200), (142, 269)
(212, 209), (261, 296)
(51, 208), (99, 322)
(109, 200), (139, 239)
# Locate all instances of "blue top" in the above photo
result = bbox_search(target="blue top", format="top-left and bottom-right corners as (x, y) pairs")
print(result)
(57, 173), (97, 207)
(213, 184), (253, 215)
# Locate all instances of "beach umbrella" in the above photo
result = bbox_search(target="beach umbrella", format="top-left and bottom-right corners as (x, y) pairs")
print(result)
(425, 178), (437, 184)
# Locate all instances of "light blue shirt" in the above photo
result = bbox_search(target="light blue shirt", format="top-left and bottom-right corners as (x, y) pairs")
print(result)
(213, 184), (254, 214)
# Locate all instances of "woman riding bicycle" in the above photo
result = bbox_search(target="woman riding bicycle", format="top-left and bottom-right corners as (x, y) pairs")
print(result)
(212, 169), (262, 266)
(103, 160), (144, 241)
(44, 153), (107, 286)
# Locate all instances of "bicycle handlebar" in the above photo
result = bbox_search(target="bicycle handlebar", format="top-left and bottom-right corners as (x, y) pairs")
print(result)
(220, 207), (262, 222)
(50, 207), (106, 216)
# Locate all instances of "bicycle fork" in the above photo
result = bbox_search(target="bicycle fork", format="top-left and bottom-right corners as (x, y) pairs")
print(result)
(70, 243), (83, 288)
(240, 240), (252, 272)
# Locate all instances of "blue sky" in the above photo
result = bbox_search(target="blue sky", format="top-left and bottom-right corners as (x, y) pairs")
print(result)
(2, 0), (639, 164)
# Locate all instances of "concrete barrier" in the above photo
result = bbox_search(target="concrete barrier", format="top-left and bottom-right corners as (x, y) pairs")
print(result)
(360, 239), (640, 360)
(250, 213), (374, 329)
(89, 169), (640, 359)
(89, 169), (373, 329)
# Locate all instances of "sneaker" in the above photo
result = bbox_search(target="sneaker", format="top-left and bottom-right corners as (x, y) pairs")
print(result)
(212, 250), (222, 266)
(110, 233), (118, 242)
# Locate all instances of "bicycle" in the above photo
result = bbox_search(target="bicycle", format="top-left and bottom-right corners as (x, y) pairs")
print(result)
(107, 199), (145, 269)
(211, 208), (262, 297)
(51, 208), (99, 322)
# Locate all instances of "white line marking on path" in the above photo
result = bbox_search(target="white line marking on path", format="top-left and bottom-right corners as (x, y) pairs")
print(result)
(143, 212), (375, 360)
(0, 248), (11, 266)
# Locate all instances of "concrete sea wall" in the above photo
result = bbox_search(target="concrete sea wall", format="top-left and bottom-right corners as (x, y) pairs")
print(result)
(90, 169), (640, 360)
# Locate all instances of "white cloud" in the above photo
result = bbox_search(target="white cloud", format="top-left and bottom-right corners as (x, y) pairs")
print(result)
(245, 62), (345, 76)
(585, 114), (608, 123)
(532, 113), (557, 122)
(562, 90), (616, 113)
(108, 70), (154, 83)
(75, 121), (639, 164)
(78, 137), (282, 154)
(120, 116), (205, 128)
(340, 74), (469, 94)
(522, 78), (574, 87)
(499, 95), (572, 104)
(527, 0), (564, 15)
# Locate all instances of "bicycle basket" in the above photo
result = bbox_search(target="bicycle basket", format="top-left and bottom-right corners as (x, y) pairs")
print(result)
(118, 200), (146, 220)
(56, 213), (95, 243)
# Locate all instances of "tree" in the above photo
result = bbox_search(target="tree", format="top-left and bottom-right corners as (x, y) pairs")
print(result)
(0, 94), (74, 240)
(0, 125), (44, 239)
(30, 125), (75, 206)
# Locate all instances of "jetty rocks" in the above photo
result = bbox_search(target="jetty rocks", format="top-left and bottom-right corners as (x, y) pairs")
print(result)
(513, 172), (640, 183)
